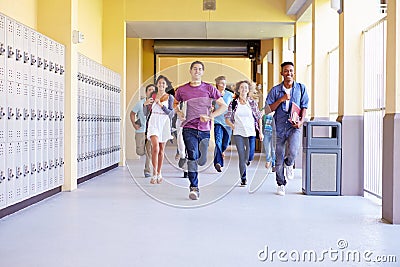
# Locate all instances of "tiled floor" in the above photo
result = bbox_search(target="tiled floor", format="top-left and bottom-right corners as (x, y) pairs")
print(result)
(1, 145), (399, 267)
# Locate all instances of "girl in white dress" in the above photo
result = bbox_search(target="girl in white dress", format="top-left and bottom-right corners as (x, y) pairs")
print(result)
(147, 75), (174, 184)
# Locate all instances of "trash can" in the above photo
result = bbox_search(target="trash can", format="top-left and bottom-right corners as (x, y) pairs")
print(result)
(302, 121), (341, 195)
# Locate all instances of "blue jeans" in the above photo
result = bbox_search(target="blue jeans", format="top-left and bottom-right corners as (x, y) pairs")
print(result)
(182, 128), (210, 188)
(275, 128), (301, 186)
(248, 136), (255, 162)
(213, 124), (231, 167)
(234, 135), (251, 181)
(262, 129), (275, 166)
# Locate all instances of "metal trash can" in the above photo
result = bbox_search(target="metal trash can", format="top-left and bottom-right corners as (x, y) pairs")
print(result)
(302, 121), (341, 195)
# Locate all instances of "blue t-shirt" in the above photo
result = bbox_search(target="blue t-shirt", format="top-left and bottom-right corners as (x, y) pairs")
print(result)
(132, 98), (146, 133)
(266, 81), (309, 137)
(214, 90), (233, 129)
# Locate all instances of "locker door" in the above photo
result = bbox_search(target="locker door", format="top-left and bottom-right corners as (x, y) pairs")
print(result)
(6, 18), (15, 82)
(54, 138), (59, 186)
(22, 26), (30, 86)
(29, 139), (36, 196)
(14, 142), (23, 201)
(14, 22), (23, 84)
(6, 81), (16, 142)
(0, 143), (6, 209)
(36, 85), (43, 140)
(58, 138), (64, 185)
(42, 87), (48, 140)
(35, 139), (43, 193)
(6, 142), (16, 206)
(53, 90), (59, 139)
(0, 79), (6, 143)
(0, 14), (6, 81)
(15, 82), (23, 142)
(22, 140), (29, 199)
(22, 84), (30, 140)
(29, 30), (37, 87)
(29, 86), (36, 140)
(36, 33), (43, 89)
(42, 138), (48, 190)
(59, 90), (64, 138)
(48, 138), (54, 188)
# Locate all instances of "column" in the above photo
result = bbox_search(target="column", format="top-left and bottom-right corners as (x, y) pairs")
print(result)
(382, 0), (400, 224)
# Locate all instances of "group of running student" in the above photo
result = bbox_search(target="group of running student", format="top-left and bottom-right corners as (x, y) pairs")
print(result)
(130, 60), (309, 199)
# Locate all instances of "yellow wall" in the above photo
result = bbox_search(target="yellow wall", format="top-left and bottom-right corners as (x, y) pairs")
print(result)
(0, 0), (37, 29)
(125, 0), (292, 22)
(142, 39), (155, 83)
(77, 0), (103, 62)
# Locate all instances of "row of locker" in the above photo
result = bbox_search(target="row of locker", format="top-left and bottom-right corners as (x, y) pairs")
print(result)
(0, 82), (64, 143)
(0, 14), (65, 89)
(0, 139), (64, 209)
(77, 53), (121, 178)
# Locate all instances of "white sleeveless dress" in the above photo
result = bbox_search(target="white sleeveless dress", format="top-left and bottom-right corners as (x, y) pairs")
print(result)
(147, 100), (172, 142)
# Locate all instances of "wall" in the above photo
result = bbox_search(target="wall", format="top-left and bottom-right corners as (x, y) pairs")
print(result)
(0, 0), (37, 29)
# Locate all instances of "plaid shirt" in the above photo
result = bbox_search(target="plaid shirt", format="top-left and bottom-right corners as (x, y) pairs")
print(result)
(225, 97), (262, 132)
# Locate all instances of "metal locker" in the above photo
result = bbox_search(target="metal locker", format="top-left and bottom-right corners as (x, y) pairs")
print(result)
(21, 140), (29, 199)
(13, 142), (22, 202)
(58, 138), (64, 185)
(22, 26), (31, 86)
(29, 86), (36, 140)
(22, 84), (30, 140)
(6, 142), (16, 206)
(0, 14), (6, 81)
(42, 138), (48, 190)
(48, 138), (54, 188)
(35, 139), (43, 193)
(6, 18), (15, 82)
(53, 90), (59, 139)
(14, 22), (23, 84)
(29, 30), (37, 87)
(36, 33), (43, 89)
(48, 88), (54, 139)
(59, 91), (64, 138)
(0, 79), (6, 143)
(29, 139), (36, 196)
(54, 138), (59, 186)
(0, 143), (7, 209)
(36, 85), (43, 140)
(6, 81), (16, 142)
(42, 87), (48, 140)
(14, 82), (23, 142)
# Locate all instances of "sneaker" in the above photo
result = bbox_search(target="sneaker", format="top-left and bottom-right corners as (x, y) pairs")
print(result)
(285, 164), (294, 180)
(144, 172), (152, 178)
(277, 185), (285, 196)
(189, 187), (199, 200)
(183, 171), (188, 178)
(240, 179), (247, 187)
(150, 176), (157, 184)
(265, 162), (271, 169)
(156, 174), (163, 184)
(271, 166), (276, 172)
(178, 158), (187, 168)
(215, 163), (222, 172)
(246, 161), (251, 166)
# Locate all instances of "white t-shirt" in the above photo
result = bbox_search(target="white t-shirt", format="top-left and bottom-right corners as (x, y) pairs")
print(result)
(284, 86), (291, 112)
(233, 102), (256, 137)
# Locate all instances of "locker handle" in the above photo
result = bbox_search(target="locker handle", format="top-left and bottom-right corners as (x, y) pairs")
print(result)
(8, 168), (14, 180)
(0, 107), (5, 117)
(16, 167), (22, 178)
(24, 165), (29, 176)
(16, 108), (23, 119)
(31, 163), (37, 174)
(43, 162), (48, 170)
(49, 61), (54, 71)
(8, 107), (15, 119)
(0, 171), (5, 182)
(31, 109), (36, 119)
(43, 111), (48, 120)
(37, 110), (43, 120)
(24, 108), (30, 120)
(55, 64), (59, 73)
(43, 59), (48, 70)
(30, 54), (36, 65)
(55, 159), (59, 167)
(15, 49), (22, 61)
(60, 66), (65, 75)
(37, 163), (42, 172)
(0, 43), (5, 55)
(37, 57), (43, 68)
(23, 52), (30, 63)
(7, 46), (14, 58)
(50, 160), (54, 169)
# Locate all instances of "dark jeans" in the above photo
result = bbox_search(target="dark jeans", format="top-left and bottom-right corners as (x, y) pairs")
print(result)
(213, 124), (231, 167)
(182, 128), (210, 188)
(275, 128), (301, 186)
(248, 136), (255, 162)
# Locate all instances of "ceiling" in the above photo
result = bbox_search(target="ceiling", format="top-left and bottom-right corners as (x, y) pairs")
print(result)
(126, 1), (312, 40)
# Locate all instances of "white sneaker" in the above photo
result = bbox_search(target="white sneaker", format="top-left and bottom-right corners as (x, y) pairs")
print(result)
(277, 185), (285, 196)
(285, 164), (294, 180)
